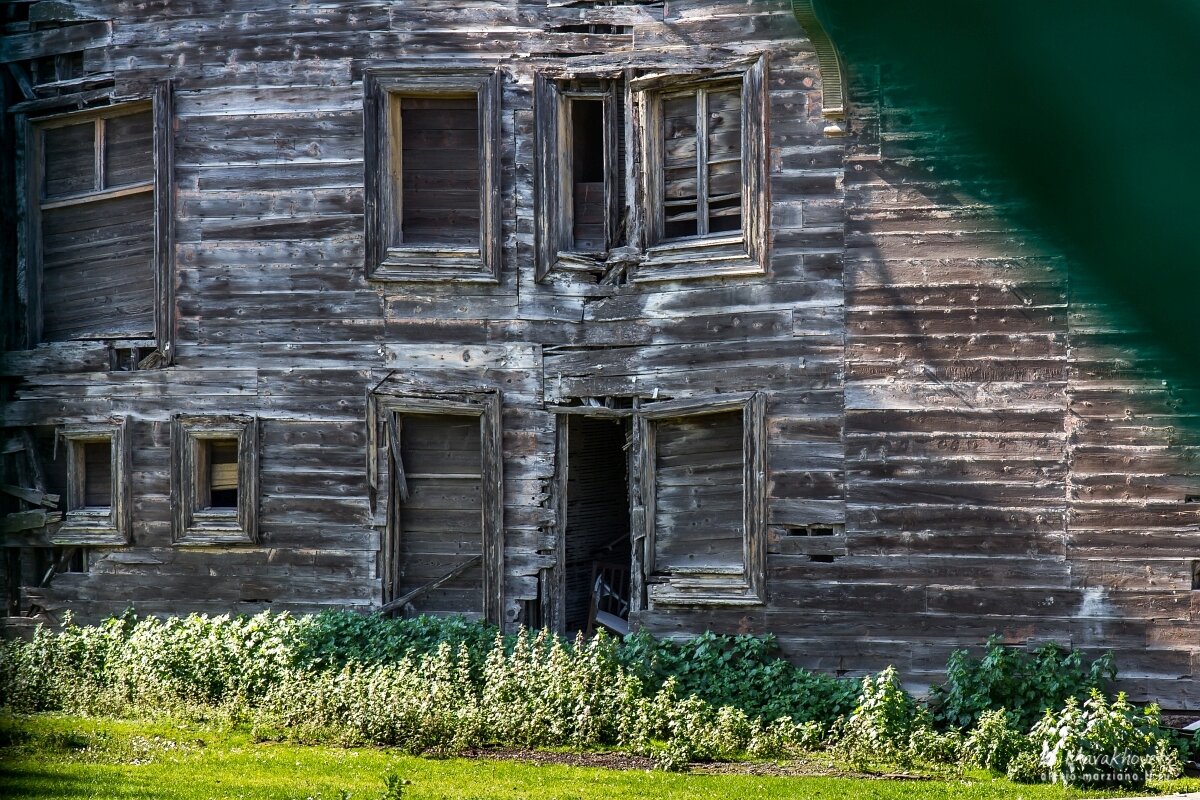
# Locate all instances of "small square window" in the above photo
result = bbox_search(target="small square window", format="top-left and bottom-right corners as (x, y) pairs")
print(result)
(53, 419), (130, 546)
(364, 66), (501, 282)
(173, 415), (258, 544)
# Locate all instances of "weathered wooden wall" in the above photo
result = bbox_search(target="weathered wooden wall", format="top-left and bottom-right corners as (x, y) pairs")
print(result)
(1, 0), (1196, 707)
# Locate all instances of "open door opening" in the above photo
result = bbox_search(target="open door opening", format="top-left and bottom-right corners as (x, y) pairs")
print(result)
(563, 416), (632, 637)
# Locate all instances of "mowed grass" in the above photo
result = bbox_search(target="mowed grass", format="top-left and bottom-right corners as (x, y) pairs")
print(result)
(2, 714), (1197, 800)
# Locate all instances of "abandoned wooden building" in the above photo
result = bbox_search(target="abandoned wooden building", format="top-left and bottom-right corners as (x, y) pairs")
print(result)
(1, 0), (1197, 707)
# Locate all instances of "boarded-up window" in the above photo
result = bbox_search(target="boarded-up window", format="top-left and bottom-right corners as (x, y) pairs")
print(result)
(652, 410), (744, 573)
(638, 394), (766, 606)
(33, 104), (155, 342)
(661, 83), (742, 241)
(203, 439), (239, 510)
(393, 414), (485, 616)
(398, 96), (480, 246)
(364, 67), (501, 281)
(172, 416), (258, 545)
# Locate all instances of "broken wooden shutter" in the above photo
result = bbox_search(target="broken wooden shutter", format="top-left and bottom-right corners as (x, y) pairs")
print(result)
(653, 410), (745, 573)
(36, 104), (156, 342)
(394, 413), (485, 616)
(660, 83), (742, 242)
(399, 96), (480, 246)
(638, 393), (766, 606)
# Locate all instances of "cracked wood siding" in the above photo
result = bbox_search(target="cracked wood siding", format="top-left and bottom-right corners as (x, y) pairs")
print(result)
(0, 0), (1197, 708)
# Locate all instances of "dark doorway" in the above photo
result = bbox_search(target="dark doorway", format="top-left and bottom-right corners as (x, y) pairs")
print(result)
(563, 416), (632, 636)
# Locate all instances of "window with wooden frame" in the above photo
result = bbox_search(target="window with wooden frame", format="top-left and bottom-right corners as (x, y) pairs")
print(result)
(19, 83), (175, 357)
(172, 415), (258, 544)
(52, 419), (131, 546)
(363, 66), (501, 282)
(633, 393), (766, 606)
(369, 392), (503, 623)
(533, 74), (627, 281)
(632, 55), (768, 282)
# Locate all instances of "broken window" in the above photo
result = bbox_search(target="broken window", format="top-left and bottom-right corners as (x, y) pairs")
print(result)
(372, 392), (503, 623)
(172, 415), (258, 544)
(364, 67), (501, 282)
(659, 82), (743, 240)
(533, 75), (626, 281)
(633, 54), (769, 281)
(53, 420), (130, 546)
(635, 393), (766, 605)
(21, 84), (174, 356)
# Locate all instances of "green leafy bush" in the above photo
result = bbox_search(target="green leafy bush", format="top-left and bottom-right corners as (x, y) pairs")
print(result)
(831, 666), (962, 770)
(962, 708), (1030, 773)
(929, 636), (1116, 731)
(618, 630), (859, 728)
(1025, 690), (1183, 787)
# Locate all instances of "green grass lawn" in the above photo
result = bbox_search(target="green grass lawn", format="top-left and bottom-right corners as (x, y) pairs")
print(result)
(1, 713), (1197, 800)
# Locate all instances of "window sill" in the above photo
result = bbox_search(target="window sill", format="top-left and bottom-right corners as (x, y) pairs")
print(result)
(647, 576), (764, 607)
(177, 510), (253, 545)
(52, 511), (126, 546)
(634, 235), (764, 283)
(372, 245), (498, 283)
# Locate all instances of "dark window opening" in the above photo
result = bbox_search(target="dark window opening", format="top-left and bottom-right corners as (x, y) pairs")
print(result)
(399, 95), (480, 247)
(571, 98), (606, 252)
(564, 416), (631, 636)
(204, 440), (239, 510)
(81, 441), (111, 508)
(392, 413), (485, 617)
(661, 85), (742, 242)
(809, 554), (836, 563)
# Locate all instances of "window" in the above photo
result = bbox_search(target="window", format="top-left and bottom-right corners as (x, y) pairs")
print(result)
(53, 419), (130, 546)
(634, 393), (766, 605)
(364, 66), (501, 282)
(633, 55), (769, 282)
(20, 83), (174, 356)
(533, 75), (627, 281)
(370, 391), (503, 623)
(172, 415), (258, 544)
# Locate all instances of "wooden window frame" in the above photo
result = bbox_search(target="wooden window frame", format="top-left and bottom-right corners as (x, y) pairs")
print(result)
(171, 415), (259, 545)
(17, 82), (176, 360)
(363, 66), (502, 283)
(52, 418), (131, 546)
(368, 391), (504, 624)
(533, 74), (625, 282)
(632, 392), (767, 607)
(631, 55), (769, 283)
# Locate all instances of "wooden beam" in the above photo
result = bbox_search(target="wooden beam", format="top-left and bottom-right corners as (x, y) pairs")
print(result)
(0, 484), (59, 508)
(6, 63), (35, 101)
(2, 509), (62, 533)
(0, 20), (111, 64)
(378, 554), (483, 615)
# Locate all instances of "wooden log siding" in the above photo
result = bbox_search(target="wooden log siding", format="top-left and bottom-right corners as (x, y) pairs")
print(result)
(2, 0), (1199, 709)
